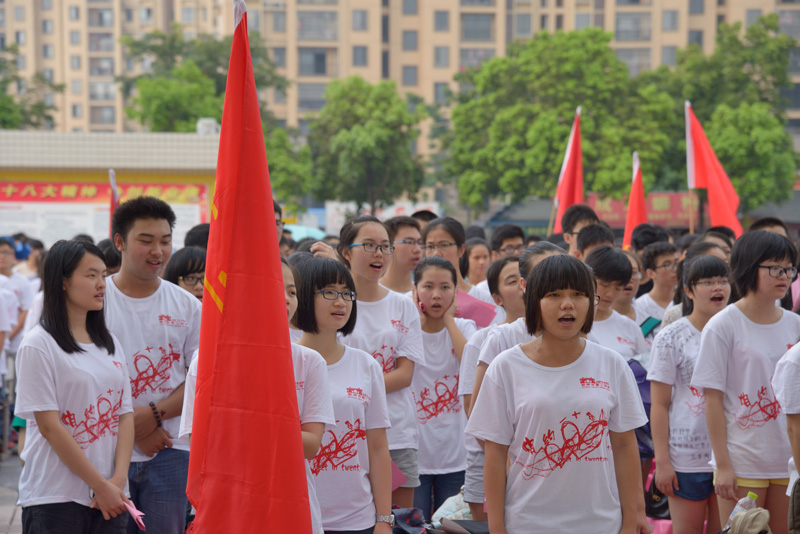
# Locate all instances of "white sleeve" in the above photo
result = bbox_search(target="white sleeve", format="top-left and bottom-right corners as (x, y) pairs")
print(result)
(179, 358), (199, 439)
(465, 365), (514, 446)
(15, 343), (59, 420)
(774, 349), (800, 414)
(301, 354), (335, 426)
(19, 278), (34, 311)
(183, 299), (202, 371)
(691, 327), (730, 392)
(365, 359), (391, 430)
(608, 358), (649, 433)
(458, 332), (482, 396)
(647, 328), (678, 385)
(477, 329), (504, 366)
(0, 293), (10, 333)
(458, 319), (479, 341)
(22, 293), (42, 335)
(397, 300), (425, 365)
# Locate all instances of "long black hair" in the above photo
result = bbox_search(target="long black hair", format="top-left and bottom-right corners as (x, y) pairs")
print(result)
(40, 240), (115, 354)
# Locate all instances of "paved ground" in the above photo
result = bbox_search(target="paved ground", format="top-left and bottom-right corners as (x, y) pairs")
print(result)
(0, 451), (22, 533)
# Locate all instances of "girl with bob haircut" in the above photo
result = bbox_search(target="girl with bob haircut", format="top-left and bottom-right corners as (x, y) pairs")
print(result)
(15, 240), (134, 533)
(337, 215), (425, 508)
(466, 254), (648, 534)
(459, 238), (491, 286)
(410, 257), (477, 521)
(648, 255), (730, 534)
(692, 231), (800, 534)
(296, 257), (393, 534)
(163, 246), (206, 301)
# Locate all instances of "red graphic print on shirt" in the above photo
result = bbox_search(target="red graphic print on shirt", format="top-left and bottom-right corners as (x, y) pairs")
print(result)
(296, 381), (305, 391)
(414, 375), (460, 424)
(346, 387), (371, 403)
(371, 345), (395, 374)
(616, 337), (636, 348)
(579, 377), (610, 391)
(130, 344), (182, 398)
(391, 319), (409, 335)
(310, 419), (367, 475)
(158, 314), (188, 328)
(735, 386), (781, 430)
(517, 410), (609, 479)
(61, 389), (124, 450)
(686, 386), (705, 417)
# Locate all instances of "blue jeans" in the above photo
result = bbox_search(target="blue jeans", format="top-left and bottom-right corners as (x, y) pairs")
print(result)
(413, 471), (465, 522)
(23, 502), (127, 534)
(126, 448), (189, 534)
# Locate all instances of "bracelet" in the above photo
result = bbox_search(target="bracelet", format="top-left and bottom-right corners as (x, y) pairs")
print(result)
(149, 401), (164, 428)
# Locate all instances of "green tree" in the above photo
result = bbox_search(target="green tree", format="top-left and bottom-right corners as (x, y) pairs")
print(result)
(266, 127), (314, 213)
(309, 76), (427, 214)
(0, 46), (64, 129)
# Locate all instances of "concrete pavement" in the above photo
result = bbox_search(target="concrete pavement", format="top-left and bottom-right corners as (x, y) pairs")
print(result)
(0, 451), (22, 533)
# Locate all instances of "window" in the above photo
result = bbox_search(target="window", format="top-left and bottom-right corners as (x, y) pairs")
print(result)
(125, 57), (134, 71)
(540, 14), (548, 30)
(90, 81), (115, 100)
(90, 106), (116, 124)
(382, 50), (389, 78)
(403, 0), (417, 15)
(0, 10), (4, 29)
(660, 11), (677, 31)
(716, 14), (725, 25)
(70, 31), (80, 44)
(575, 13), (591, 30)
(790, 49), (800, 74)
(247, 12), (259, 33)
(688, 30), (703, 46)
(594, 13), (604, 28)
(273, 47), (286, 67)
(462, 14), (493, 41)
(689, 0), (703, 14)
(13, 6), (23, 21)
(298, 12), (337, 40)
(44, 93), (54, 107)
(17, 79), (26, 94)
(271, 12), (285, 32)
(89, 33), (114, 52)
(299, 48), (331, 75)
(0, 36), (5, 51)
(353, 45), (367, 66)
(662, 46), (677, 66)
(434, 11), (449, 31)
(43, 44), (54, 58)
(382, 15), (389, 42)
(402, 65), (417, 86)
(746, 9), (761, 28)
(353, 9), (367, 30)
(434, 46), (449, 67)
(15, 30), (24, 45)
(42, 0), (52, 9)
(298, 83), (327, 110)
(782, 84), (800, 109)
(274, 88), (286, 104)
(139, 7), (152, 23)
(617, 0), (650, 4)
(615, 13), (651, 41)
(402, 30), (417, 50)
(616, 48), (650, 75)
(516, 14), (531, 36)
(541, 0), (548, 6)
(124, 9), (133, 22)
(460, 48), (495, 68)
(182, 7), (195, 23)
(556, 14), (563, 29)
(90, 57), (114, 75)
(462, 0), (495, 4)
(71, 80), (82, 94)
(88, 9), (112, 27)
(43, 68), (53, 82)
(72, 104), (82, 118)
(779, 10), (800, 38)
(434, 82), (448, 104)
(556, 0), (563, 6)
(71, 55), (81, 69)
(42, 20), (53, 34)
(69, 6), (79, 20)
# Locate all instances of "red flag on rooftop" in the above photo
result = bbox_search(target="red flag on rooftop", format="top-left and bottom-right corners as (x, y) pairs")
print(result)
(553, 107), (584, 233)
(685, 101), (743, 237)
(186, 1), (312, 532)
(622, 152), (646, 250)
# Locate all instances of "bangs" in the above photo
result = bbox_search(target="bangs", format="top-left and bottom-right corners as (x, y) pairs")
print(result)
(685, 255), (728, 286)
(308, 257), (355, 292)
(529, 254), (596, 298)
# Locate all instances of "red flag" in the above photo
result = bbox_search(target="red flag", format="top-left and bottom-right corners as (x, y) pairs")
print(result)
(108, 169), (119, 236)
(554, 107), (584, 233)
(685, 101), (743, 237)
(186, 1), (312, 532)
(622, 152), (646, 250)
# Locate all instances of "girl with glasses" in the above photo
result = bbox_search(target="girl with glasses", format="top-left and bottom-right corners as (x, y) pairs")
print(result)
(337, 216), (425, 508)
(661, 242), (728, 328)
(648, 255), (730, 534)
(691, 230), (800, 534)
(163, 247), (206, 301)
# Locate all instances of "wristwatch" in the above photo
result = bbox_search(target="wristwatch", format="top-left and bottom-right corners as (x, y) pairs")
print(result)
(376, 514), (395, 527)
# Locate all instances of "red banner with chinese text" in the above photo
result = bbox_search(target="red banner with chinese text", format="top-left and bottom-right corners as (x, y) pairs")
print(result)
(0, 182), (207, 206)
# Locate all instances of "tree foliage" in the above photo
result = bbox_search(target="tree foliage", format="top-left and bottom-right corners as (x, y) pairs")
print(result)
(0, 45), (64, 129)
(266, 127), (314, 213)
(309, 77), (427, 214)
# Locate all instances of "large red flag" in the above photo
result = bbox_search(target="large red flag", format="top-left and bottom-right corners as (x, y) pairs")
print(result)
(685, 101), (743, 237)
(622, 152), (646, 250)
(553, 107), (584, 233)
(186, 1), (312, 532)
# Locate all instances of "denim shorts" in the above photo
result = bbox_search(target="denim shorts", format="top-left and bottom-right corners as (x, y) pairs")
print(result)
(673, 471), (714, 501)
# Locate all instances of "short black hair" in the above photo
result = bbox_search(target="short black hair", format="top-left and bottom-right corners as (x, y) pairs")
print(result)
(677, 233), (700, 253)
(730, 230), (798, 297)
(111, 196), (176, 242)
(527, 235), (542, 245)
(631, 223), (669, 252)
(460, 238), (490, 278)
(489, 224), (525, 252)
(576, 224), (615, 254)
(641, 241), (677, 272)
(294, 257), (358, 335)
(337, 215), (386, 269)
(28, 239), (44, 251)
(184, 223), (210, 249)
(411, 209), (438, 223)
(706, 226), (736, 241)
(295, 237), (318, 253)
(561, 204), (599, 235)
(96, 238), (121, 271)
(0, 237), (14, 250)
(584, 245), (631, 285)
(519, 241), (566, 282)
(682, 255), (729, 316)
(465, 225), (486, 240)
(384, 216), (421, 237)
(273, 199), (282, 219)
(699, 231), (733, 250)
(672, 241), (725, 304)
(525, 254), (595, 336)
(163, 247), (206, 286)
(41, 240), (115, 355)
(414, 256), (457, 286)
(72, 233), (95, 244)
(421, 217), (466, 248)
(748, 217), (790, 237)
(487, 257), (520, 297)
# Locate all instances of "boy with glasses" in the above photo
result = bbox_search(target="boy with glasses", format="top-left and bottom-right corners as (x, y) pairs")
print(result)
(560, 204), (599, 256)
(636, 242), (679, 338)
(381, 216), (423, 295)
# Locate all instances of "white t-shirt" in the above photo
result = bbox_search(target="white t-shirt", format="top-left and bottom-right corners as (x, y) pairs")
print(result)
(477, 317), (533, 366)
(16, 326), (133, 507)
(23, 291), (43, 336)
(692, 305), (800, 478)
(341, 290), (424, 450)
(413, 318), (476, 474)
(459, 326), (496, 456)
(5, 271), (34, 352)
(466, 341), (647, 534)
(471, 281), (506, 325)
(591, 310), (649, 361)
(0, 284), (17, 361)
(647, 317), (711, 472)
(773, 344), (800, 494)
(661, 302), (683, 327)
(310, 347), (391, 532)
(104, 276), (202, 462)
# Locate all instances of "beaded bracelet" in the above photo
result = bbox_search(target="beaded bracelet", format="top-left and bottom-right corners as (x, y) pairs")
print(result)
(149, 401), (164, 428)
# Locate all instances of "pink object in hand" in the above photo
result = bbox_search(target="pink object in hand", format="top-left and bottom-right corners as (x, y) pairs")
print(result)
(124, 500), (146, 531)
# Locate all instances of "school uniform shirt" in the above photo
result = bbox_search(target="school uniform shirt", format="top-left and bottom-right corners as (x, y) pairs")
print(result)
(104, 276), (202, 462)
(477, 317), (534, 367)
(15, 326), (133, 507)
(413, 318), (477, 474)
(466, 341), (647, 534)
(310, 346), (391, 532)
(3, 271), (34, 352)
(647, 317), (711, 472)
(773, 343), (800, 494)
(591, 310), (649, 361)
(341, 290), (424, 451)
(692, 305), (800, 478)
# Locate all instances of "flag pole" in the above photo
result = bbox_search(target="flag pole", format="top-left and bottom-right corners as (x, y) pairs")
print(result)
(546, 202), (557, 236)
(688, 189), (695, 234)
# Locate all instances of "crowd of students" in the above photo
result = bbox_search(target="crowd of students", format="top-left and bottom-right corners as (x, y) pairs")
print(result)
(3, 197), (800, 534)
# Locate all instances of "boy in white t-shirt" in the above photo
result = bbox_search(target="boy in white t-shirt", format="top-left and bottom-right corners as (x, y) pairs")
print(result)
(0, 237), (34, 357)
(636, 242), (678, 338)
(104, 197), (202, 534)
(381, 216), (423, 295)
